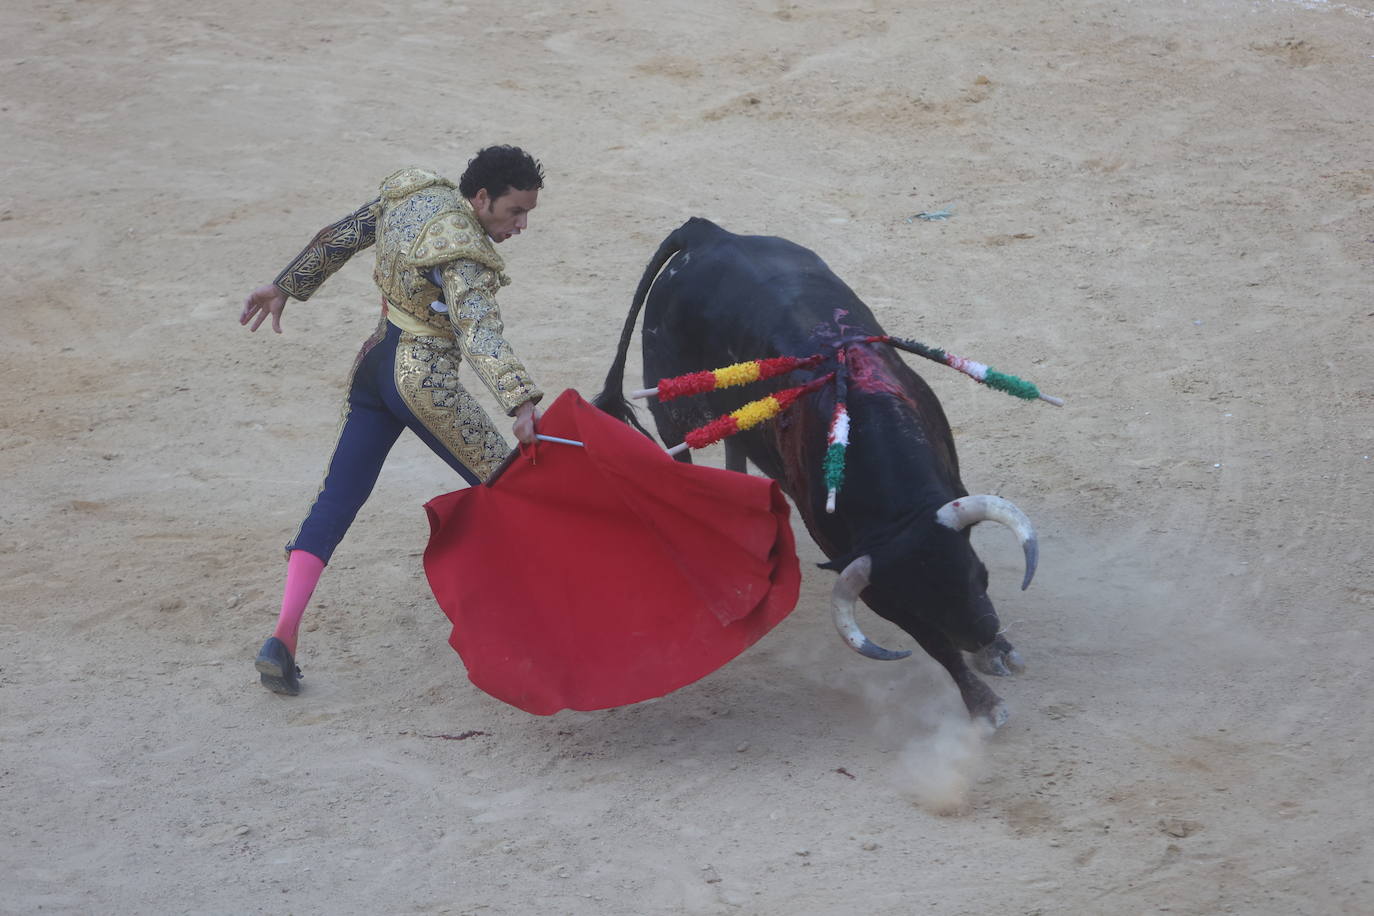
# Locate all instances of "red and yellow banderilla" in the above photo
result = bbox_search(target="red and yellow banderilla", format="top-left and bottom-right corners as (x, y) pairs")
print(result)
(664, 373), (836, 456)
(632, 355), (825, 402)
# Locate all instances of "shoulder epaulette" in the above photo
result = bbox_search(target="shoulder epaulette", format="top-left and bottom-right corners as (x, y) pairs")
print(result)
(408, 208), (506, 274)
(379, 167), (454, 201)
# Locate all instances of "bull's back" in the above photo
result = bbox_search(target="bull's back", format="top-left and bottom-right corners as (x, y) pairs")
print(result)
(644, 218), (875, 362)
(619, 218), (967, 560)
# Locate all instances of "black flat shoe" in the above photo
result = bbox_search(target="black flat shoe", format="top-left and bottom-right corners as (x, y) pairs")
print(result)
(255, 636), (302, 696)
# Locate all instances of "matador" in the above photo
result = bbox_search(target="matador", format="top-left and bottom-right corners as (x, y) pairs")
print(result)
(239, 146), (547, 696)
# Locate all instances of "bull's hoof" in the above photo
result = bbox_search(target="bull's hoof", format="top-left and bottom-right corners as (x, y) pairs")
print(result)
(966, 688), (1009, 730)
(955, 673), (1009, 730)
(972, 636), (1024, 678)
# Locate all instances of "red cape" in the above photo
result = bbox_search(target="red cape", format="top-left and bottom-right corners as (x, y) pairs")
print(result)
(423, 390), (801, 714)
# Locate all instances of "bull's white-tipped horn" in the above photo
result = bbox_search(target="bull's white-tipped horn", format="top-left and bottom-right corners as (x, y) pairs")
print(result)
(935, 494), (1040, 590)
(831, 555), (911, 661)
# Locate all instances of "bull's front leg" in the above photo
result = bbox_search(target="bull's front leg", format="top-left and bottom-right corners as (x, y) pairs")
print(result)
(972, 634), (1025, 678)
(904, 622), (1011, 729)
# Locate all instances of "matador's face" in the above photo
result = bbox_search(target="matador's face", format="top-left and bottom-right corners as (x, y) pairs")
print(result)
(471, 187), (539, 244)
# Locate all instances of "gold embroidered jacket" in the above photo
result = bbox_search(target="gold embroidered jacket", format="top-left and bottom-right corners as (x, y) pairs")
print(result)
(272, 168), (542, 415)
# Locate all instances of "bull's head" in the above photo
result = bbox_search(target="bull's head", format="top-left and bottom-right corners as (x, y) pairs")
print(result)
(831, 495), (1039, 660)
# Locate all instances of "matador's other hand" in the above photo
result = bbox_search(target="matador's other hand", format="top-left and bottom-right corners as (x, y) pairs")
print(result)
(512, 401), (542, 446)
(241, 284), (288, 333)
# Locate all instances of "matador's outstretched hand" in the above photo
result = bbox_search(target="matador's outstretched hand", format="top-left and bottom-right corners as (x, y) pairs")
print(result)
(241, 284), (288, 334)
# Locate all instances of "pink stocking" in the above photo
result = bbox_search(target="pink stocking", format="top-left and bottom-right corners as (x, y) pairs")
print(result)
(272, 549), (326, 656)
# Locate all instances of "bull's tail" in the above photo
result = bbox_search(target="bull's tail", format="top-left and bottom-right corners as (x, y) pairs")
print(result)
(591, 224), (693, 437)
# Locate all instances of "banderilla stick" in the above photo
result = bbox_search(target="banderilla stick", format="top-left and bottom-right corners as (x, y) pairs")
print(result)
(633, 355), (825, 401)
(869, 335), (1064, 406)
(664, 373), (836, 456)
(486, 434), (684, 486)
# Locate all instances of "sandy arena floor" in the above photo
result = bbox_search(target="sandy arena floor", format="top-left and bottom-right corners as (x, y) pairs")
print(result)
(2, 0), (1371, 913)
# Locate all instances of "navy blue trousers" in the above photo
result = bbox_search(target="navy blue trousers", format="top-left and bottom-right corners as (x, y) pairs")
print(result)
(288, 322), (483, 563)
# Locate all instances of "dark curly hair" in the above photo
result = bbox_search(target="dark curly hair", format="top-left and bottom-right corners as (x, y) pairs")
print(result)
(458, 145), (545, 199)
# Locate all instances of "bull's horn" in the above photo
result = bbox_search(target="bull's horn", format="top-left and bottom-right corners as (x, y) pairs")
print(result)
(831, 555), (911, 661)
(935, 495), (1040, 591)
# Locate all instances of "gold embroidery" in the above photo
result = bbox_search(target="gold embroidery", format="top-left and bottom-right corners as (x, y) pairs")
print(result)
(274, 200), (379, 301)
(370, 171), (540, 414)
(440, 260), (542, 415)
(393, 333), (511, 480)
(379, 168), (454, 200)
(409, 207), (505, 273)
(372, 182), (458, 336)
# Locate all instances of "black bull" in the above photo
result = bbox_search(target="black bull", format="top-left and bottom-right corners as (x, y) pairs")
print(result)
(594, 217), (1039, 727)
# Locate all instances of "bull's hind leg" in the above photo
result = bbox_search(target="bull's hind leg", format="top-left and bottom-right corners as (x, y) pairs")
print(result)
(723, 439), (748, 474)
(643, 351), (706, 464)
(646, 400), (697, 464)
